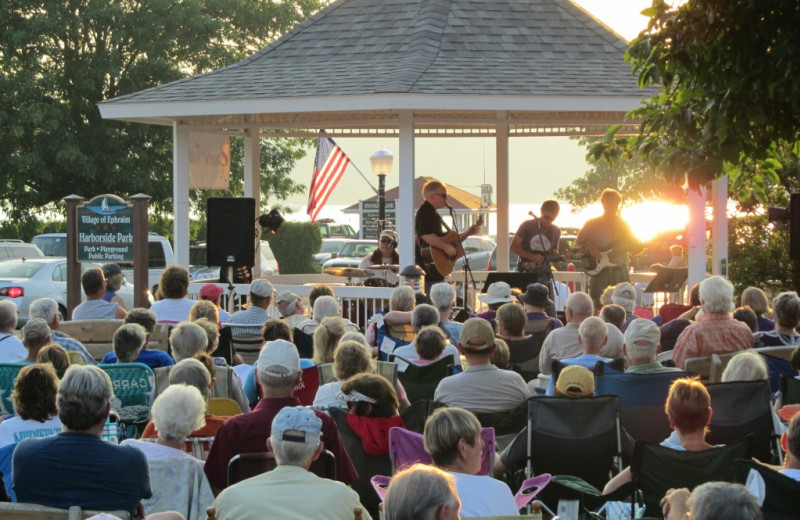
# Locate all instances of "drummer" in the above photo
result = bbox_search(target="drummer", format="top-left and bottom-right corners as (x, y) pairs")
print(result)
(358, 229), (400, 285)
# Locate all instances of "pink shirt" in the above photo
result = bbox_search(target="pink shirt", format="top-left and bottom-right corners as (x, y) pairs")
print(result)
(672, 313), (753, 368)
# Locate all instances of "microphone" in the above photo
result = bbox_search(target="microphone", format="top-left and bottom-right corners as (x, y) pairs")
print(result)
(528, 210), (538, 219)
(444, 202), (453, 210)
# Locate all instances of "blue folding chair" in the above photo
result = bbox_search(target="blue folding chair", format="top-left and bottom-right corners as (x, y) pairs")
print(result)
(0, 362), (26, 418)
(99, 362), (156, 439)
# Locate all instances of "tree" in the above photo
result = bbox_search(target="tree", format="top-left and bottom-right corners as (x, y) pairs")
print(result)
(0, 0), (323, 225)
(595, 0), (800, 199)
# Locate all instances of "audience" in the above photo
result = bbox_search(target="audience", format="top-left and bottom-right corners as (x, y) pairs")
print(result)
(423, 407), (518, 517)
(107, 323), (148, 364)
(672, 276), (753, 369)
(337, 372), (405, 455)
(29, 297), (95, 364)
(36, 344), (71, 373)
(313, 316), (347, 364)
(545, 316), (610, 395)
(72, 268), (127, 320)
(391, 304), (461, 369)
(732, 306), (759, 333)
(275, 290), (307, 329)
(103, 307), (175, 368)
(661, 482), (762, 520)
(781, 412), (800, 481)
(212, 406), (370, 520)
(475, 282), (515, 327)
(102, 263), (128, 311)
(623, 319), (682, 374)
(754, 291), (800, 347)
(198, 283), (231, 323)
(491, 338), (511, 370)
(226, 279), (274, 341)
(611, 282), (638, 331)
(313, 340), (374, 408)
(150, 265), (195, 323)
(600, 304), (626, 332)
(517, 283), (563, 327)
(741, 286), (774, 332)
(18, 318), (51, 363)
(384, 463), (461, 520)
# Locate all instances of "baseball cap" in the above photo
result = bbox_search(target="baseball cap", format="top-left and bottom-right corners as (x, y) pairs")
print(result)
(478, 281), (514, 304)
(257, 339), (300, 378)
(379, 230), (398, 244)
(612, 282), (635, 301)
(459, 317), (495, 349)
(250, 279), (274, 298)
(556, 365), (595, 397)
(275, 291), (300, 316)
(271, 406), (322, 444)
(199, 283), (224, 301)
(624, 318), (661, 349)
(102, 263), (122, 278)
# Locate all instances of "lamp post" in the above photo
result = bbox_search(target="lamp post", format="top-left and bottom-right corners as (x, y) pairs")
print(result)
(370, 146), (394, 234)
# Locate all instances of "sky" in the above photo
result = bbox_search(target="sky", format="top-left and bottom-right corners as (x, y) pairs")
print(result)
(282, 0), (658, 212)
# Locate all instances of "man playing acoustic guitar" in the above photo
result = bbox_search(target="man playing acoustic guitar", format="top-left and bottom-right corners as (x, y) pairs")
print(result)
(415, 180), (481, 293)
(575, 188), (642, 308)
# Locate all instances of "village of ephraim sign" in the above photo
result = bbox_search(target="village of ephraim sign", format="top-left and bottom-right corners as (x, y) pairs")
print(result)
(77, 195), (135, 262)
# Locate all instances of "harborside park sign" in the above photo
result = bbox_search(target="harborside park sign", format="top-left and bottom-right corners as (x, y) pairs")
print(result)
(77, 195), (134, 262)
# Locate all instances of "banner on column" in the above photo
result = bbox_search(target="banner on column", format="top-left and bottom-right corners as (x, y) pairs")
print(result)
(189, 131), (231, 189)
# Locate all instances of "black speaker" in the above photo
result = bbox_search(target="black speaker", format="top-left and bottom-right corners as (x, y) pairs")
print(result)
(207, 198), (256, 266)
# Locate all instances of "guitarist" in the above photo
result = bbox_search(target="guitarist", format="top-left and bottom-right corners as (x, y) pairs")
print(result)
(575, 188), (642, 308)
(415, 180), (481, 293)
(510, 199), (561, 279)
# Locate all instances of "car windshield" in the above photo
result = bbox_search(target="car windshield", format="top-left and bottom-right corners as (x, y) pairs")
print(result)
(0, 262), (45, 279)
(338, 242), (376, 257)
(32, 236), (67, 257)
(320, 241), (345, 254)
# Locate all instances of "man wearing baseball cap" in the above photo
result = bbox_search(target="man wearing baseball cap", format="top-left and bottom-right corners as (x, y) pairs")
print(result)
(204, 340), (357, 493)
(357, 229), (400, 286)
(199, 283), (231, 323)
(623, 319), (682, 374)
(213, 405), (371, 520)
(434, 318), (531, 414)
(225, 279), (274, 343)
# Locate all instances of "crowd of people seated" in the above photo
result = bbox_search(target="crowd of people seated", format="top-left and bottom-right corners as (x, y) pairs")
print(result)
(1, 262), (799, 520)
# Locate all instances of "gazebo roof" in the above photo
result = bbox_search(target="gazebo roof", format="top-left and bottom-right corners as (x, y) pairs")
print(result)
(99, 0), (647, 133)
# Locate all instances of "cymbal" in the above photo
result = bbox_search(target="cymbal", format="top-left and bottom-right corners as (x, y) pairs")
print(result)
(367, 264), (400, 272)
(323, 267), (374, 278)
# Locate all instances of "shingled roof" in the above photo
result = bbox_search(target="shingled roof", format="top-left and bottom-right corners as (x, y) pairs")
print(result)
(99, 0), (647, 127)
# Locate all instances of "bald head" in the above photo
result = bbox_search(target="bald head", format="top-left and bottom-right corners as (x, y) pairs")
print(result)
(565, 292), (594, 323)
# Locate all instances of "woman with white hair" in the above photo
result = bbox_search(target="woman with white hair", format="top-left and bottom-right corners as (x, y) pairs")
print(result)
(754, 291), (800, 347)
(122, 384), (214, 519)
(385, 463), (461, 520)
(0, 300), (26, 362)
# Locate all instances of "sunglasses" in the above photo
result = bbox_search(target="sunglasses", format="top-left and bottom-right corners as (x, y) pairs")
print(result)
(380, 238), (394, 244)
(433, 192), (448, 199)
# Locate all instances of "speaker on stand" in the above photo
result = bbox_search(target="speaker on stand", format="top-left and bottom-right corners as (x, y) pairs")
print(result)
(207, 197), (257, 310)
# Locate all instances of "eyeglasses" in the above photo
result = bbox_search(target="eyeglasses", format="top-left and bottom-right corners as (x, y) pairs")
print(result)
(433, 192), (448, 199)
(380, 238), (393, 244)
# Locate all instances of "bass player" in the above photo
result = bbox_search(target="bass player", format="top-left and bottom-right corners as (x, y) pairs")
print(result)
(575, 188), (642, 308)
(415, 179), (481, 293)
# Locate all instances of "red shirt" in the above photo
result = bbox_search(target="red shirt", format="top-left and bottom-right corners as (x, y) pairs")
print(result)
(672, 313), (754, 369)
(203, 397), (358, 491)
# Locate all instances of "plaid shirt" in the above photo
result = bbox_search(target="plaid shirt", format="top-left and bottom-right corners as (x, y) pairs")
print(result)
(672, 313), (754, 369)
(225, 305), (270, 340)
(51, 330), (97, 365)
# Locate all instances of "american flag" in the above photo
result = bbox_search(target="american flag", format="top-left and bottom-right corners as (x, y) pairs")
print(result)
(307, 132), (350, 222)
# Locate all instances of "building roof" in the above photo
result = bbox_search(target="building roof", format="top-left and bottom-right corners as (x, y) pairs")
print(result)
(99, 0), (648, 129)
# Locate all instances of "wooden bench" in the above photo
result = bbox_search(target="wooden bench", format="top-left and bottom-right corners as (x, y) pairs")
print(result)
(59, 320), (171, 362)
(0, 502), (131, 520)
(683, 351), (741, 383)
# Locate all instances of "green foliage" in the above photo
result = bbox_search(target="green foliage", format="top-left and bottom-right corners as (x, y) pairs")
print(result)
(727, 214), (799, 294)
(263, 222), (321, 274)
(0, 219), (65, 242)
(0, 0), (323, 226)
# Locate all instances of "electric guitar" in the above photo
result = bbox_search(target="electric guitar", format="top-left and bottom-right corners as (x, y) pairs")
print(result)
(420, 216), (484, 277)
(516, 253), (565, 274)
(574, 245), (645, 276)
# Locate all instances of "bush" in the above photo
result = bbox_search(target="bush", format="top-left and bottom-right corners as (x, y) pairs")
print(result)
(263, 221), (321, 274)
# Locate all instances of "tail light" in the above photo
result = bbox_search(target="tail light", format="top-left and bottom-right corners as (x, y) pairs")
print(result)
(0, 287), (23, 298)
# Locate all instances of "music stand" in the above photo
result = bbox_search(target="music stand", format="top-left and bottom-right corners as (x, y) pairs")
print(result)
(482, 272), (540, 294)
(644, 267), (688, 293)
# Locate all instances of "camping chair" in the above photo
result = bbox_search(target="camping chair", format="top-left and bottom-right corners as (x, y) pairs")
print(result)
(594, 370), (692, 445)
(706, 379), (781, 464)
(525, 395), (622, 511)
(329, 407), (393, 520)
(759, 353), (794, 394)
(99, 362), (155, 439)
(208, 397), (242, 416)
(682, 351), (740, 383)
(474, 402), (527, 450)
(374, 315), (413, 361)
(293, 364), (321, 406)
(226, 323), (264, 365)
(226, 450), (336, 487)
(506, 334), (547, 383)
(292, 327), (314, 359)
(318, 361), (398, 387)
(388, 425), (496, 476)
(629, 436), (752, 516)
(394, 356), (453, 404)
(734, 459), (800, 520)
(0, 362), (25, 418)
(780, 373), (800, 406)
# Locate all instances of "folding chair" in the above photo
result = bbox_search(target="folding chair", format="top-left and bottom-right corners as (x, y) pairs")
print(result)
(505, 333), (547, 382)
(706, 379), (781, 464)
(207, 397), (242, 416)
(226, 450), (336, 487)
(394, 356), (453, 404)
(226, 323), (264, 365)
(760, 353), (795, 394)
(329, 407), (393, 520)
(0, 362), (25, 418)
(683, 351), (739, 383)
(375, 316), (413, 361)
(629, 436), (752, 516)
(525, 395), (622, 511)
(734, 459), (800, 520)
(594, 370), (692, 444)
(318, 361), (398, 386)
(388, 425), (496, 476)
(780, 373), (800, 406)
(292, 327), (314, 359)
(99, 362), (155, 439)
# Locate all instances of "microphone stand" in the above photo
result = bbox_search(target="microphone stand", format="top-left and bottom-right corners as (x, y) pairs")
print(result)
(446, 205), (478, 305)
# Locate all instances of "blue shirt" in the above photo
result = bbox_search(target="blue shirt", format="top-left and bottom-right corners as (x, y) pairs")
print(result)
(101, 348), (175, 369)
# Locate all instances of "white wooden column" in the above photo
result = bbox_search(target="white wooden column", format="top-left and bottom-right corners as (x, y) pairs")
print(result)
(172, 124), (191, 267)
(244, 131), (261, 273)
(711, 175), (729, 277)
(496, 114), (510, 271)
(687, 184), (707, 289)
(397, 110), (415, 268)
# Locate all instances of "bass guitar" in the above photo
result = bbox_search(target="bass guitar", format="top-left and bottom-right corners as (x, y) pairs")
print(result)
(516, 253), (565, 274)
(574, 245), (645, 276)
(420, 216), (483, 277)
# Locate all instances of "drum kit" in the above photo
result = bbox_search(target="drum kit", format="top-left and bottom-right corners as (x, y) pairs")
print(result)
(322, 264), (400, 286)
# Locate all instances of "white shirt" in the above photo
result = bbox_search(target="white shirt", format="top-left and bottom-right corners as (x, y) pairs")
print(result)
(150, 298), (196, 323)
(0, 334), (26, 362)
(392, 343), (461, 372)
(0, 416), (62, 447)
(451, 472), (519, 517)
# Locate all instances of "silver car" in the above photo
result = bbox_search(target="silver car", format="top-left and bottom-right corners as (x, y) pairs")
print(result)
(0, 257), (135, 324)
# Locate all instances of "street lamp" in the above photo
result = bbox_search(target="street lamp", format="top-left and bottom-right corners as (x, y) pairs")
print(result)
(370, 146), (394, 234)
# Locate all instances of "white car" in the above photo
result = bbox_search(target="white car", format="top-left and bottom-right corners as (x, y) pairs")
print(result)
(0, 257), (135, 324)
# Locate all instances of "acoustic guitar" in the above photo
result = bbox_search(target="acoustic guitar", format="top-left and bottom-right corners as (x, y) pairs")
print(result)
(420, 216), (483, 277)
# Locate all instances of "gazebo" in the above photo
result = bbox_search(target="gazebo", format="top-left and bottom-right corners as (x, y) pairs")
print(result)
(99, 0), (722, 286)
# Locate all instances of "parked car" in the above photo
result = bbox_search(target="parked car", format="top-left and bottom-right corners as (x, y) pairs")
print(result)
(321, 239), (378, 269)
(190, 241), (279, 280)
(0, 257), (135, 325)
(488, 234), (579, 271)
(0, 240), (44, 261)
(453, 235), (496, 271)
(33, 232), (175, 291)
(315, 218), (358, 239)
(315, 238), (351, 267)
